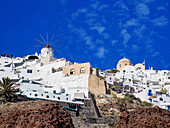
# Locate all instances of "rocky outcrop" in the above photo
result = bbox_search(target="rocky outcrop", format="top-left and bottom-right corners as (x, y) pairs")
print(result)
(0, 101), (74, 128)
(114, 106), (170, 128)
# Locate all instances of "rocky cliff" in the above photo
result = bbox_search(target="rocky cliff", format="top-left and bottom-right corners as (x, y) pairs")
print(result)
(114, 106), (170, 128)
(0, 101), (74, 128)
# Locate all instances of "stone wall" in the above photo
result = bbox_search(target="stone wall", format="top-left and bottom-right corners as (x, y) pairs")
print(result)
(88, 75), (106, 95)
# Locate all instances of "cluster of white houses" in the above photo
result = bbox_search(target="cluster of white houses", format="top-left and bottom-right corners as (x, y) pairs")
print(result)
(100, 58), (170, 110)
(0, 45), (105, 105)
(0, 45), (170, 110)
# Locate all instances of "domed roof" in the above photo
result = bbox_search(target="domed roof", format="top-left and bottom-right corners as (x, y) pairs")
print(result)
(135, 63), (144, 67)
(118, 57), (131, 63)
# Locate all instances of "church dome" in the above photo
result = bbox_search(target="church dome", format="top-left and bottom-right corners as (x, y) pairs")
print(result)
(135, 63), (145, 70)
(117, 57), (133, 71)
(118, 58), (131, 63)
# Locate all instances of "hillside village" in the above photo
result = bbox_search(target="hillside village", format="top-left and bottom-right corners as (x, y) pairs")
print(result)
(0, 40), (170, 127)
(0, 41), (170, 111)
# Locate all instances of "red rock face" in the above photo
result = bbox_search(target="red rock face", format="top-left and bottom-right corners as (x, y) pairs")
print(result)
(114, 106), (170, 128)
(0, 101), (74, 128)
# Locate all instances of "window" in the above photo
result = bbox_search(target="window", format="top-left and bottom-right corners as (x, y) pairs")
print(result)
(120, 64), (121, 68)
(70, 69), (75, 74)
(30, 93), (31, 95)
(66, 98), (68, 100)
(21, 80), (30, 83)
(66, 94), (69, 96)
(160, 97), (163, 101)
(53, 90), (56, 94)
(5, 62), (8, 63)
(41, 94), (43, 96)
(27, 70), (32, 73)
(33, 90), (37, 92)
(53, 96), (55, 98)
(58, 97), (60, 100)
(46, 95), (49, 98)
(125, 63), (127, 66)
(35, 94), (38, 97)
(80, 67), (85, 73)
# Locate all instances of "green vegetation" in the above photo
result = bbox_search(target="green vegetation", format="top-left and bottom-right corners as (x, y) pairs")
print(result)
(141, 101), (153, 106)
(108, 122), (115, 127)
(112, 93), (117, 98)
(156, 89), (168, 94)
(136, 97), (141, 103)
(103, 108), (108, 111)
(91, 93), (95, 99)
(124, 96), (134, 103)
(0, 77), (19, 103)
(80, 116), (86, 121)
(124, 93), (136, 103)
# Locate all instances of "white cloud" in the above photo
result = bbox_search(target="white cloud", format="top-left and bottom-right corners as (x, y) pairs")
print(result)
(121, 29), (131, 47)
(136, 3), (150, 16)
(125, 18), (139, 27)
(114, 1), (129, 11)
(96, 47), (108, 59)
(131, 44), (139, 51)
(157, 6), (166, 11)
(90, 26), (105, 34)
(151, 52), (160, 57)
(134, 25), (146, 39)
(132, 44), (138, 49)
(112, 40), (118, 46)
(152, 16), (168, 27)
(101, 33), (109, 39)
(90, 2), (108, 11)
(142, 0), (154, 3)
(68, 24), (95, 49)
(72, 8), (88, 18)
(95, 39), (104, 44)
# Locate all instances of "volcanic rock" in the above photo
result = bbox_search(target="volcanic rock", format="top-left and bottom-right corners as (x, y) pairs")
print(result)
(0, 101), (74, 128)
(114, 106), (170, 128)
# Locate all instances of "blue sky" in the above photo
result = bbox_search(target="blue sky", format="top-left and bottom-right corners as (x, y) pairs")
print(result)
(0, 0), (169, 70)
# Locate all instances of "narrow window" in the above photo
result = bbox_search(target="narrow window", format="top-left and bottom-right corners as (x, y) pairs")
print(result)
(70, 69), (75, 74)
(80, 67), (85, 73)
(160, 98), (163, 101)
(58, 97), (60, 100)
(27, 70), (33, 73)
